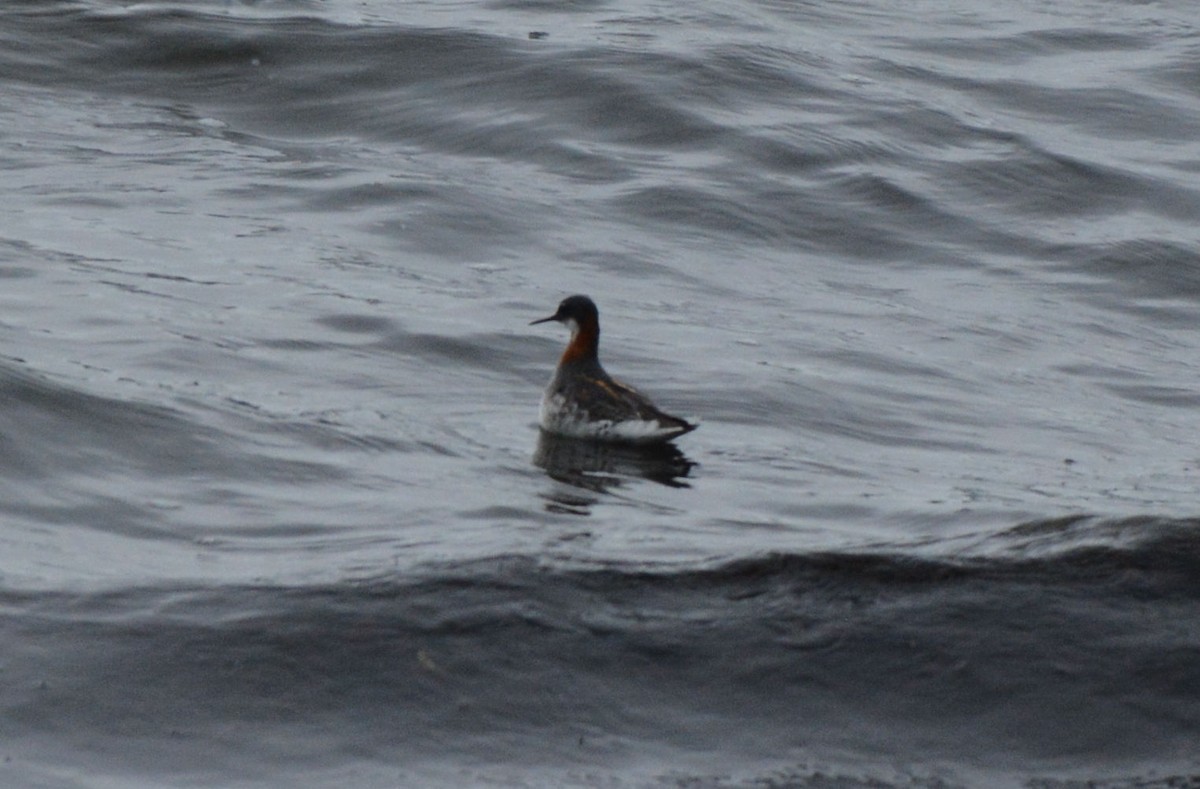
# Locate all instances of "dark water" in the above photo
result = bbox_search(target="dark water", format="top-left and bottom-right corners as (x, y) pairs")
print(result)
(4, 520), (1199, 787)
(2, 0), (1200, 785)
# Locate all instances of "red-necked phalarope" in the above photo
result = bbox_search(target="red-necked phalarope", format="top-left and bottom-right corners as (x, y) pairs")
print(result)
(530, 295), (697, 444)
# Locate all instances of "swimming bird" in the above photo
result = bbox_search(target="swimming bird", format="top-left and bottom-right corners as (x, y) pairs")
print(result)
(530, 295), (697, 444)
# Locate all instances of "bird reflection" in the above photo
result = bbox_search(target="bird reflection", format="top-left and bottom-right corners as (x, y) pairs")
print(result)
(533, 430), (696, 499)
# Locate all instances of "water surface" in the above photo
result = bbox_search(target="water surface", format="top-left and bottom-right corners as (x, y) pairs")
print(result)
(2, 0), (1199, 785)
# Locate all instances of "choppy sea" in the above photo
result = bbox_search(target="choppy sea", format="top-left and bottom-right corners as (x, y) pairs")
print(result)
(2, 1), (1199, 786)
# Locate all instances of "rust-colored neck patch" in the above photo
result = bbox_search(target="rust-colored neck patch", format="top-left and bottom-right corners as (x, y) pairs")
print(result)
(560, 323), (599, 365)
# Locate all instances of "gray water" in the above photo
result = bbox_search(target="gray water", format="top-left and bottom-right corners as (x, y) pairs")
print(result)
(1, 1), (1199, 786)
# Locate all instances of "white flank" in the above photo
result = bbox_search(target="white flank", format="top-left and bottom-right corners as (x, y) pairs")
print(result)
(539, 392), (686, 444)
